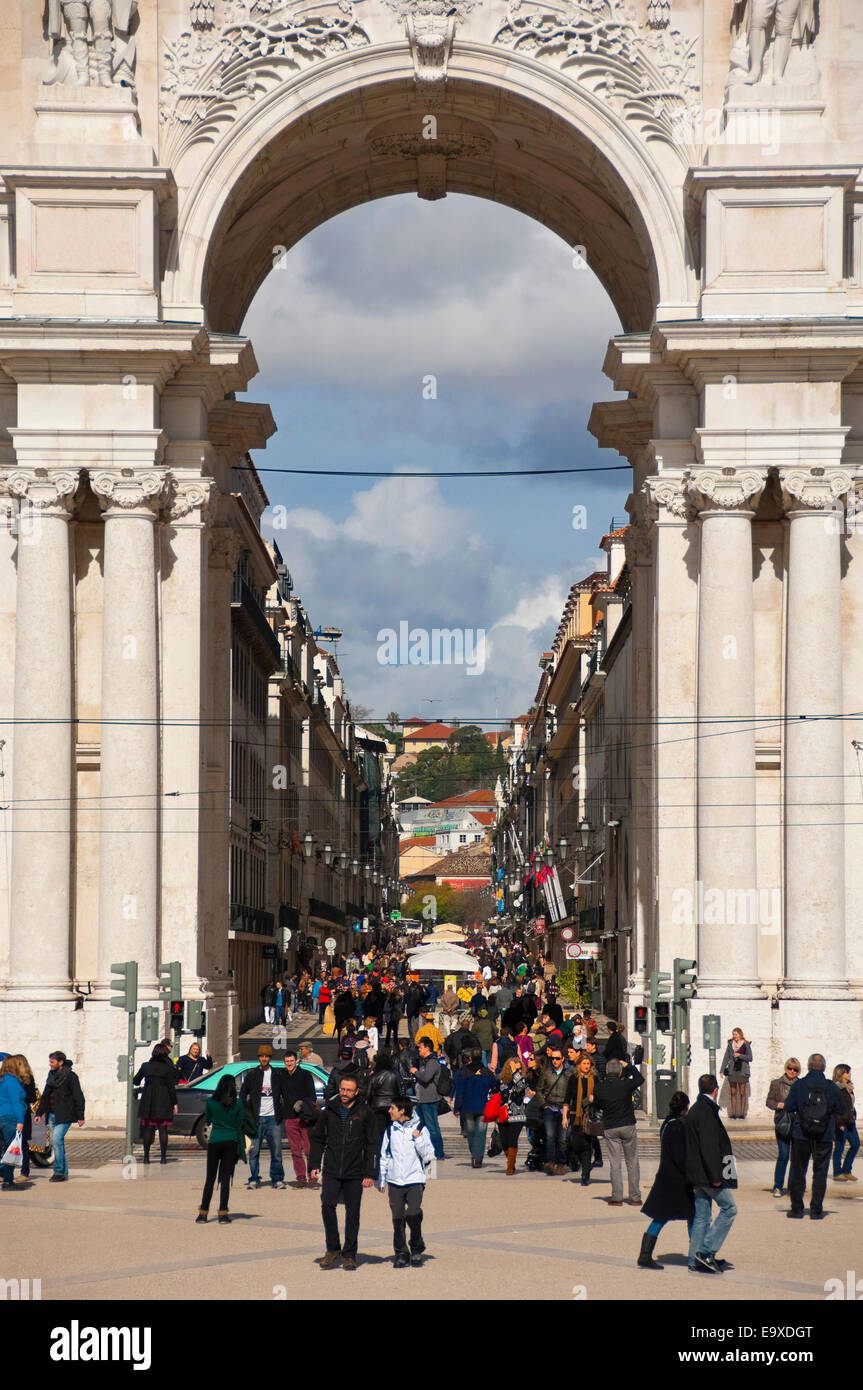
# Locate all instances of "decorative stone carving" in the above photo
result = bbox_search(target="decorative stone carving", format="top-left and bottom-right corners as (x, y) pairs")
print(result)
(208, 527), (243, 571)
(779, 467), (852, 512)
(43, 0), (138, 89)
(646, 0), (670, 27)
(159, 0), (370, 164)
(168, 477), (214, 521)
(369, 133), (491, 159)
(1, 467), (80, 515)
(492, 0), (700, 161)
(91, 468), (171, 513)
(685, 468), (766, 513)
(190, 0), (216, 29)
(644, 476), (693, 521)
(727, 0), (818, 89)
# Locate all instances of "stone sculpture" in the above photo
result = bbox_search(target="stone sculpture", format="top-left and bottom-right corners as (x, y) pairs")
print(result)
(730, 0), (817, 85)
(44, 0), (138, 88)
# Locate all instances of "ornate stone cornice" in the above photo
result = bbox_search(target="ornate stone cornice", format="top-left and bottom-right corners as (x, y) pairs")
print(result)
(208, 527), (242, 571)
(91, 469), (172, 516)
(778, 467), (853, 513)
(685, 468), (766, 515)
(0, 467), (80, 516)
(167, 476), (215, 522)
(644, 476), (693, 522)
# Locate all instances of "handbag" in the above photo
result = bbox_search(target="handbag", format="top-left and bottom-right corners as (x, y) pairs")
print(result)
(582, 1105), (605, 1137)
(774, 1108), (793, 1141)
(483, 1092), (502, 1123)
(436, 1097), (451, 1116)
(487, 1126), (503, 1158)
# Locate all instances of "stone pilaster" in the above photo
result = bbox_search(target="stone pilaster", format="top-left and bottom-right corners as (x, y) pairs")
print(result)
(686, 467), (766, 998)
(779, 465), (852, 997)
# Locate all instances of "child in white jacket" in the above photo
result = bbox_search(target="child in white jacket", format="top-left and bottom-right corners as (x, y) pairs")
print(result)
(378, 1097), (435, 1267)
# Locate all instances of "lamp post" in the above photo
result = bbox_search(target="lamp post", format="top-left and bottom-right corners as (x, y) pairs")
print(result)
(301, 830), (314, 863)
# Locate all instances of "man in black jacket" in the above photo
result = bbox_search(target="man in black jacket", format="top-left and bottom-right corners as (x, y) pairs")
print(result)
(783, 1052), (845, 1220)
(282, 1050), (319, 1188)
(309, 1073), (377, 1269)
(685, 1074), (737, 1273)
(35, 1052), (85, 1183)
(240, 1045), (289, 1189)
(592, 1059), (644, 1204)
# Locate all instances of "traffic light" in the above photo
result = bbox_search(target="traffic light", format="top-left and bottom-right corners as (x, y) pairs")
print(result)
(140, 1005), (160, 1042)
(110, 961), (138, 1013)
(649, 969), (670, 1005)
(679, 1041), (692, 1065)
(187, 1000), (204, 1032)
(170, 999), (185, 1031)
(654, 1043), (666, 1065)
(634, 1005), (648, 1033)
(158, 961), (182, 1003)
(655, 1000), (671, 1032)
(673, 958), (697, 1002)
(116, 1053), (128, 1082)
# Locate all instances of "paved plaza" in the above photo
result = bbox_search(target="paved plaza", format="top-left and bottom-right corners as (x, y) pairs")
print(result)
(4, 1114), (860, 1303)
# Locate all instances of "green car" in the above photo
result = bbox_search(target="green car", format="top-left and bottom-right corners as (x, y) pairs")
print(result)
(171, 1061), (329, 1148)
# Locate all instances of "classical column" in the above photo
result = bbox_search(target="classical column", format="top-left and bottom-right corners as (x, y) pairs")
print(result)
(623, 489), (654, 999)
(687, 469), (766, 996)
(779, 467), (851, 996)
(91, 463), (170, 988)
(3, 465), (80, 997)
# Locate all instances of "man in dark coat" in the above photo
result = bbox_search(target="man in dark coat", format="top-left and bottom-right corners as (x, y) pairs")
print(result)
(309, 1072), (377, 1269)
(783, 1052), (846, 1219)
(240, 1044), (290, 1189)
(282, 1050), (319, 1188)
(684, 1074), (737, 1273)
(603, 1023), (629, 1063)
(35, 1051), (85, 1183)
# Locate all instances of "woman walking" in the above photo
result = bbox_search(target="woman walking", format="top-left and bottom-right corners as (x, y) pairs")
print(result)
(378, 1096), (435, 1267)
(367, 1051), (402, 1157)
(0, 1056), (28, 1190)
(498, 1055), (529, 1175)
(562, 1053), (596, 1185)
(765, 1057), (800, 1196)
(637, 1091), (693, 1270)
(3, 1056), (37, 1179)
(832, 1064), (859, 1182)
(133, 1043), (178, 1165)
(720, 1028), (752, 1119)
(197, 1074), (257, 1224)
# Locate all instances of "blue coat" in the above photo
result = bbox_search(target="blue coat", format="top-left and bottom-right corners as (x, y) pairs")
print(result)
(453, 1066), (496, 1117)
(0, 1074), (27, 1124)
(783, 1071), (845, 1143)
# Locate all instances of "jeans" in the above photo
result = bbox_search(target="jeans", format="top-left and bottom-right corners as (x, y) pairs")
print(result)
(201, 1140), (236, 1212)
(0, 1115), (21, 1184)
(773, 1133), (791, 1190)
(647, 1216), (693, 1239)
(248, 1115), (284, 1183)
(321, 1174), (364, 1256)
(604, 1124), (641, 1202)
(284, 1118), (311, 1181)
(790, 1136), (831, 1214)
(542, 1109), (566, 1166)
(50, 1119), (71, 1177)
(689, 1186), (737, 1263)
(462, 1112), (488, 1163)
(833, 1126), (860, 1176)
(418, 1102), (445, 1159)
(439, 1014), (457, 1038)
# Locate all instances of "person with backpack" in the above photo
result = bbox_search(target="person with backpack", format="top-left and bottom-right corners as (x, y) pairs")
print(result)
(784, 1052), (846, 1218)
(378, 1095), (435, 1267)
(765, 1057), (801, 1196)
(412, 1038), (446, 1161)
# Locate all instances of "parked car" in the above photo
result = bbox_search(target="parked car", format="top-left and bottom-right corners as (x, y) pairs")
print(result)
(167, 1061), (329, 1148)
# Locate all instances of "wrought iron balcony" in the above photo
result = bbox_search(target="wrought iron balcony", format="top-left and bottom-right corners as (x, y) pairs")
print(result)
(231, 575), (281, 667)
(230, 903), (276, 936)
(308, 896), (346, 927)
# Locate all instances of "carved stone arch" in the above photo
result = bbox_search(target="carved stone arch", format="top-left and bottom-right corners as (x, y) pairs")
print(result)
(162, 44), (697, 333)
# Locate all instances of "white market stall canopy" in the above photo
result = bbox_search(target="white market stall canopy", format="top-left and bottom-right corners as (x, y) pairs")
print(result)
(407, 945), (479, 973)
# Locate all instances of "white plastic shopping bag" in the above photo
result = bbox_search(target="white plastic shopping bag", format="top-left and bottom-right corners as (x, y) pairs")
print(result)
(1, 1131), (23, 1167)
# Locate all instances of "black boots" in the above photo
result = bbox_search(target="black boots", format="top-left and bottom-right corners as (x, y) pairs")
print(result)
(407, 1213), (425, 1265)
(637, 1232), (663, 1270)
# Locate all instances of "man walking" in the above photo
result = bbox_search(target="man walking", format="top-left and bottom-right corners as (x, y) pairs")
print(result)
(282, 1049), (319, 1188)
(537, 1045), (572, 1175)
(240, 1045), (288, 1189)
(412, 1037), (445, 1162)
(438, 982), (460, 1038)
(685, 1074), (737, 1272)
(309, 1073), (377, 1269)
(261, 980), (277, 1025)
(592, 1058), (643, 1203)
(784, 1052), (845, 1220)
(453, 1050), (496, 1168)
(35, 1052), (85, 1183)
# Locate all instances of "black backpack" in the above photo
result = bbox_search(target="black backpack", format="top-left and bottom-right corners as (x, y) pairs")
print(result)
(435, 1062), (453, 1097)
(801, 1086), (830, 1139)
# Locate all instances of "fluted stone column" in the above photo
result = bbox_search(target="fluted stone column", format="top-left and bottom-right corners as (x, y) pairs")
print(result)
(3, 464), (80, 997)
(687, 469), (766, 997)
(779, 467), (851, 996)
(92, 462), (169, 988)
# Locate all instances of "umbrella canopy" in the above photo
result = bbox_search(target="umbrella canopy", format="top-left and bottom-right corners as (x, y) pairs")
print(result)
(407, 945), (479, 974)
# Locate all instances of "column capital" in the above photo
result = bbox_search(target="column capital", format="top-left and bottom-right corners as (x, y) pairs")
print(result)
(643, 475), (694, 522)
(92, 468), (172, 517)
(208, 526), (242, 571)
(166, 475), (215, 524)
(685, 468), (766, 515)
(0, 467), (80, 516)
(779, 467), (853, 513)
(624, 489), (654, 566)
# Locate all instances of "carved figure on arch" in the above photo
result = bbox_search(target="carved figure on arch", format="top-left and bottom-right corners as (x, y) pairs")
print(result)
(728, 0), (817, 87)
(43, 0), (138, 89)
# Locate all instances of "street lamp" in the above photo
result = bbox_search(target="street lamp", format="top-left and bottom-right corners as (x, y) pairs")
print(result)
(558, 836), (569, 860)
(578, 819), (593, 851)
(321, 842), (334, 868)
(363, 863), (371, 881)
(351, 857), (359, 875)
(301, 831), (315, 862)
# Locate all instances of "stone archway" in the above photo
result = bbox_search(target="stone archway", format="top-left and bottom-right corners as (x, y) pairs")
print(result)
(1, 0), (862, 1115)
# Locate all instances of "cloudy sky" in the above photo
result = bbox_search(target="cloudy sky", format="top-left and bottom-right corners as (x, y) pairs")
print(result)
(244, 193), (627, 728)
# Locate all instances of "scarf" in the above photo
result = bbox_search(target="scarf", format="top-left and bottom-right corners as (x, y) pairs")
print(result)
(573, 1069), (594, 1124)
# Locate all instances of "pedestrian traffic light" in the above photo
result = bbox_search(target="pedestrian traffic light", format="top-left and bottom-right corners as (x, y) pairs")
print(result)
(634, 1005), (648, 1033)
(654, 1043), (666, 1065)
(679, 1041), (692, 1065)
(170, 999), (184, 1031)
(140, 1005), (160, 1042)
(158, 961), (182, 1003)
(116, 1053), (128, 1082)
(673, 957), (697, 1002)
(654, 1000), (671, 1032)
(187, 1000), (204, 1031)
(110, 961), (138, 1013)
